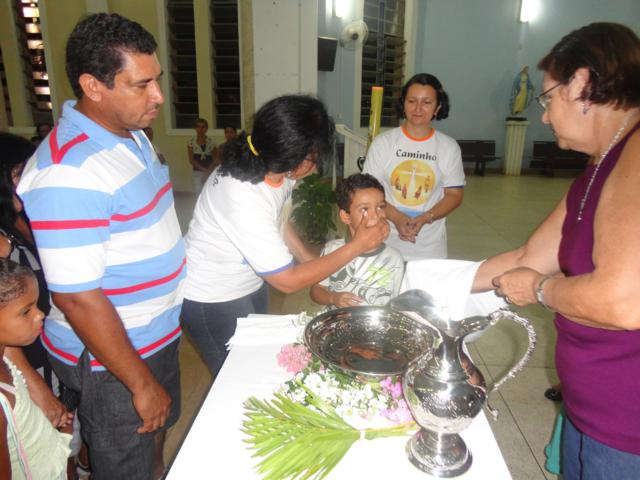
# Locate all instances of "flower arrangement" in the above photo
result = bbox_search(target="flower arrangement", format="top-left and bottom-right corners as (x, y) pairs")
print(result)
(276, 343), (412, 427)
(243, 343), (416, 479)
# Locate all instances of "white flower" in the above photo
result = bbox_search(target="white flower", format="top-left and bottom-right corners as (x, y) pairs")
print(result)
(290, 388), (307, 403)
(362, 384), (374, 399)
(339, 389), (354, 405)
(304, 373), (323, 391)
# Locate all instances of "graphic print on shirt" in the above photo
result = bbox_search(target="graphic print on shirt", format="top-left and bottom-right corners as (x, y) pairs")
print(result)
(329, 257), (401, 306)
(390, 159), (435, 209)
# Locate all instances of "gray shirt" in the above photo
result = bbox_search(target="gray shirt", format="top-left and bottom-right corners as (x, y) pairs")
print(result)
(319, 239), (404, 308)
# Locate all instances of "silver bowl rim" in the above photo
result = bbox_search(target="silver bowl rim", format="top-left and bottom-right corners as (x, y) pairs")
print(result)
(303, 305), (435, 378)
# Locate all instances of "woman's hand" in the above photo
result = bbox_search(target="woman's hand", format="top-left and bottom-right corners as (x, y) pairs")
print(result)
(492, 267), (545, 306)
(351, 211), (390, 252)
(409, 212), (434, 238)
(330, 292), (364, 308)
(391, 214), (416, 242)
(382, 204), (415, 243)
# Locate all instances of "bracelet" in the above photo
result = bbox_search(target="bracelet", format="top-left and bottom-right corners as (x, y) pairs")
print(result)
(425, 210), (435, 224)
(535, 275), (554, 311)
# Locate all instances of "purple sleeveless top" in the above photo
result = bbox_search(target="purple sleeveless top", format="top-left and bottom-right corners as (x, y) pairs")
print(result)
(556, 121), (640, 455)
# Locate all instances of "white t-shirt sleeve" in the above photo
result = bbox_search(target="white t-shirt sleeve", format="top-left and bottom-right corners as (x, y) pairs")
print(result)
(212, 181), (293, 276)
(439, 137), (466, 188)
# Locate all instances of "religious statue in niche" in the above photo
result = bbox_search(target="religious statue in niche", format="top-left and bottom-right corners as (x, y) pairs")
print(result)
(508, 65), (534, 120)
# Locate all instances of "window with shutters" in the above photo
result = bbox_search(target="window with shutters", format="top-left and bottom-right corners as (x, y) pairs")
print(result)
(210, 0), (241, 128)
(0, 45), (12, 126)
(166, 0), (198, 128)
(13, 0), (52, 125)
(360, 0), (405, 128)
(165, 0), (242, 129)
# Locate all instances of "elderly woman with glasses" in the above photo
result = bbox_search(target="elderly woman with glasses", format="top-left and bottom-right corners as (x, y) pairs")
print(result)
(473, 23), (640, 479)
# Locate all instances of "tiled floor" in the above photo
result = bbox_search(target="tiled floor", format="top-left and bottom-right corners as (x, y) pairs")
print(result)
(165, 174), (573, 479)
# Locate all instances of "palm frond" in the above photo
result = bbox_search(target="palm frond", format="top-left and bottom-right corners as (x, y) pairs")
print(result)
(243, 389), (414, 479)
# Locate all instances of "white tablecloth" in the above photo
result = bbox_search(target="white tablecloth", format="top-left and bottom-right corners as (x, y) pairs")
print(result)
(167, 315), (512, 479)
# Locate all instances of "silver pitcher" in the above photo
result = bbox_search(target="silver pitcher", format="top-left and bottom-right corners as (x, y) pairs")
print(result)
(389, 290), (536, 478)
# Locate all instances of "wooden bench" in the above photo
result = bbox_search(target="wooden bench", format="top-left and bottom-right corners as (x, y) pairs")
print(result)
(532, 141), (589, 177)
(458, 140), (500, 176)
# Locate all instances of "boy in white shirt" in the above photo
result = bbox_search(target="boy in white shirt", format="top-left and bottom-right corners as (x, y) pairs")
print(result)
(311, 174), (404, 309)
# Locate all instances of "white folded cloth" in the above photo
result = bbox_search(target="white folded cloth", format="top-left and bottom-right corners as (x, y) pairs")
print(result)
(401, 259), (507, 340)
(226, 314), (299, 349)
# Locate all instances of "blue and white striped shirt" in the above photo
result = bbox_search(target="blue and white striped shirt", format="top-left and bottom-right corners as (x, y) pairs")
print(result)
(18, 101), (185, 370)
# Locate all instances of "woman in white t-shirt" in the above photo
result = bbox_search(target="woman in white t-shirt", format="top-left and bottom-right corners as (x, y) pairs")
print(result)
(363, 73), (465, 261)
(182, 95), (390, 377)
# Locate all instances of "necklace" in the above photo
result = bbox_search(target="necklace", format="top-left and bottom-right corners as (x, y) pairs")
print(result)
(576, 115), (632, 222)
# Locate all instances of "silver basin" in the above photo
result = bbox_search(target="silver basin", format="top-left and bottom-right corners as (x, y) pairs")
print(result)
(303, 306), (437, 379)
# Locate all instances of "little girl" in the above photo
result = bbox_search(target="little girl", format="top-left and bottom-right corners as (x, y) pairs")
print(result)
(0, 258), (70, 479)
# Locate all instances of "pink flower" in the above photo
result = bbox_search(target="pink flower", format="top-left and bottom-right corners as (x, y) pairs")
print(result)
(380, 376), (403, 399)
(381, 399), (414, 424)
(277, 344), (312, 374)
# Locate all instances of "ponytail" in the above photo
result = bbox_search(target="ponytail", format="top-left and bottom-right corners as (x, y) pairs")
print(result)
(218, 138), (268, 183)
(217, 95), (334, 184)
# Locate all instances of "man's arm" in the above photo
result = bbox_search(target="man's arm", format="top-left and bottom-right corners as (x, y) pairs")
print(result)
(52, 289), (170, 433)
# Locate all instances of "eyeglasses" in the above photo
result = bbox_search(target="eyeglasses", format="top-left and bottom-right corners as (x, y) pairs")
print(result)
(536, 82), (562, 110)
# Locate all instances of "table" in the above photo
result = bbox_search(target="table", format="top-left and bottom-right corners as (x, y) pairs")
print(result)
(167, 315), (512, 479)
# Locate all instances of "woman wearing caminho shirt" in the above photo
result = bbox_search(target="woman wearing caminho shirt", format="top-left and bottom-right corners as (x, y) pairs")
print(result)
(363, 73), (465, 261)
(181, 95), (389, 377)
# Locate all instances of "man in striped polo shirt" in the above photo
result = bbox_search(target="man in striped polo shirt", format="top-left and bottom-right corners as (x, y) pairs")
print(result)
(17, 14), (185, 479)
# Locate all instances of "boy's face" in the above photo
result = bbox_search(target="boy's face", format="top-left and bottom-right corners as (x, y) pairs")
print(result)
(339, 187), (387, 237)
(224, 127), (237, 142)
(0, 278), (44, 346)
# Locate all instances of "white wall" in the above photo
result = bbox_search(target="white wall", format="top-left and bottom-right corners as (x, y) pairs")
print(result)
(316, 0), (363, 130)
(252, 0), (318, 109)
(414, 0), (640, 168)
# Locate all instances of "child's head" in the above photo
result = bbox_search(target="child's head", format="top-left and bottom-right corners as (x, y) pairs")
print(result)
(336, 173), (386, 236)
(0, 259), (44, 347)
(223, 125), (238, 142)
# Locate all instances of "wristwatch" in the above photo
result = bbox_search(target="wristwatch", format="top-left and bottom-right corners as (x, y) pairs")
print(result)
(535, 275), (553, 310)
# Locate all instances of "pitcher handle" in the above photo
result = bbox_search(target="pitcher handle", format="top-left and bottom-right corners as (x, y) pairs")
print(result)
(484, 309), (537, 420)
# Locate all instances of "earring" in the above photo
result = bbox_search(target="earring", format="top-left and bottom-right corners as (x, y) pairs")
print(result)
(286, 171), (292, 178)
(582, 103), (590, 115)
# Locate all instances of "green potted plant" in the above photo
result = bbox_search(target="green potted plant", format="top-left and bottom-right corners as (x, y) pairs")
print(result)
(291, 174), (336, 245)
